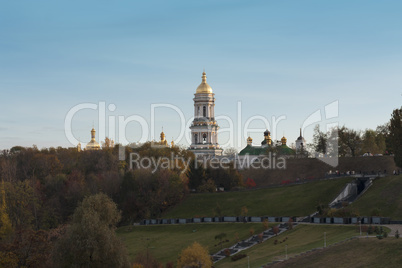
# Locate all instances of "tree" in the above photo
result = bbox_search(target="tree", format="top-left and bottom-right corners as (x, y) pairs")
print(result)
(224, 147), (238, 157)
(361, 129), (382, 154)
(198, 179), (216, 193)
(388, 107), (402, 167)
(214, 233), (227, 249)
(338, 126), (362, 157)
(241, 206), (248, 217)
(3, 229), (52, 267)
(133, 251), (162, 268)
(177, 242), (212, 268)
(249, 228), (254, 236)
(187, 160), (207, 191)
(0, 180), (13, 238)
(53, 193), (130, 268)
(4, 180), (39, 229)
(245, 178), (256, 188)
(263, 219), (269, 230)
(312, 125), (328, 155)
(272, 226), (279, 236)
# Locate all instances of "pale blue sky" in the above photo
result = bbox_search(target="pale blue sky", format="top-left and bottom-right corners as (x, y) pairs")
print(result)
(0, 0), (401, 150)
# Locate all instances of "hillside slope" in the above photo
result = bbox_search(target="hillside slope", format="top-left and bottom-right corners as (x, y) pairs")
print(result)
(351, 175), (402, 220)
(241, 156), (397, 187)
(268, 238), (402, 268)
(163, 177), (353, 218)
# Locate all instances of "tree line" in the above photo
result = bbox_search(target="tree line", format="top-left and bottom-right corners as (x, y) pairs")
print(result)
(0, 141), (243, 267)
(310, 107), (402, 167)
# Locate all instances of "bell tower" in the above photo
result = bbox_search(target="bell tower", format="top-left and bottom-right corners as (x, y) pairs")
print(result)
(189, 72), (223, 157)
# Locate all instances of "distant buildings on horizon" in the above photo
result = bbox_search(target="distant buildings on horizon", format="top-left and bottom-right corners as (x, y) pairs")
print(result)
(80, 72), (306, 155)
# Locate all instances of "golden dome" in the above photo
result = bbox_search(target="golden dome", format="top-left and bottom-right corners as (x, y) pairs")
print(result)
(247, 136), (253, 145)
(281, 136), (287, 145)
(196, 72), (213, 94)
(86, 128), (100, 150)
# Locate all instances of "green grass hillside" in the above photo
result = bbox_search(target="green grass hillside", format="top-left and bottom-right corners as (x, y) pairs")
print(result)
(216, 224), (360, 268)
(117, 223), (361, 267)
(116, 223), (269, 264)
(269, 237), (402, 268)
(351, 175), (402, 220)
(163, 177), (353, 218)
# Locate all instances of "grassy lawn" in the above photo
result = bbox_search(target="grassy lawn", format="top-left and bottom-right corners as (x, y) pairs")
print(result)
(351, 175), (402, 220)
(163, 177), (353, 218)
(216, 224), (360, 268)
(116, 223), (271, 264)
(270, 237), (402, 268)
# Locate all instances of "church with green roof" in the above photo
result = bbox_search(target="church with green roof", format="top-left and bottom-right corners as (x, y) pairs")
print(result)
(236, 129), (296, 168)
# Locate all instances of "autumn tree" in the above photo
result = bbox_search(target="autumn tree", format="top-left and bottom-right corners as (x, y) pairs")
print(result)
(263, 219), (269, 231)
(241, 206), (248, 217)
(249, 228), (255, 236)
(0, 180), (13, 238)
(177, 242), (213, 268)
(2, 229), (52, 267)
(53, 193), (130, 268)
(4, 180), (39, 229)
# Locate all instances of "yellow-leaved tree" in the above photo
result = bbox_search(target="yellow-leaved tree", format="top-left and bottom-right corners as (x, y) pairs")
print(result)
(0, 180), (13, 238)
(177, 242), (213, 268)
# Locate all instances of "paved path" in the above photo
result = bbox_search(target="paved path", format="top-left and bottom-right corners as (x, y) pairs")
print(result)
(383, 224), (402, 236)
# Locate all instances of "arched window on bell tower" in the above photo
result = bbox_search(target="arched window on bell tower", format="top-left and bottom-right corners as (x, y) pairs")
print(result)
(203, 133), (207, 144)
(203, 106), (206, 117)
(194, 134), (198, 144)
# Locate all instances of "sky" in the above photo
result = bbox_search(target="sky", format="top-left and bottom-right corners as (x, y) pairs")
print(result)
(0, 0), (401, 151)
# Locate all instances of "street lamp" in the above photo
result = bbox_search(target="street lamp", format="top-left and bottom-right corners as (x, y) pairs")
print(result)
(285, 244), (288, 260)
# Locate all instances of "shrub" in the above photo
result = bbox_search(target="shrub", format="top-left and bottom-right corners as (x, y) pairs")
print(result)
(234, 232), (240, 242)
(287, 218), (293, 230)
(377, 235), (383, 240)
(223, 249), (231, 257)
(371, 208), (381, 216)
(249, 228), (255, 236)
(258, 233), (263, 243)
(231, 253), (247, 261)
(273, 226), (279, 236)
(263, 219), (269, 230)
(395, 230), (400, 239)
